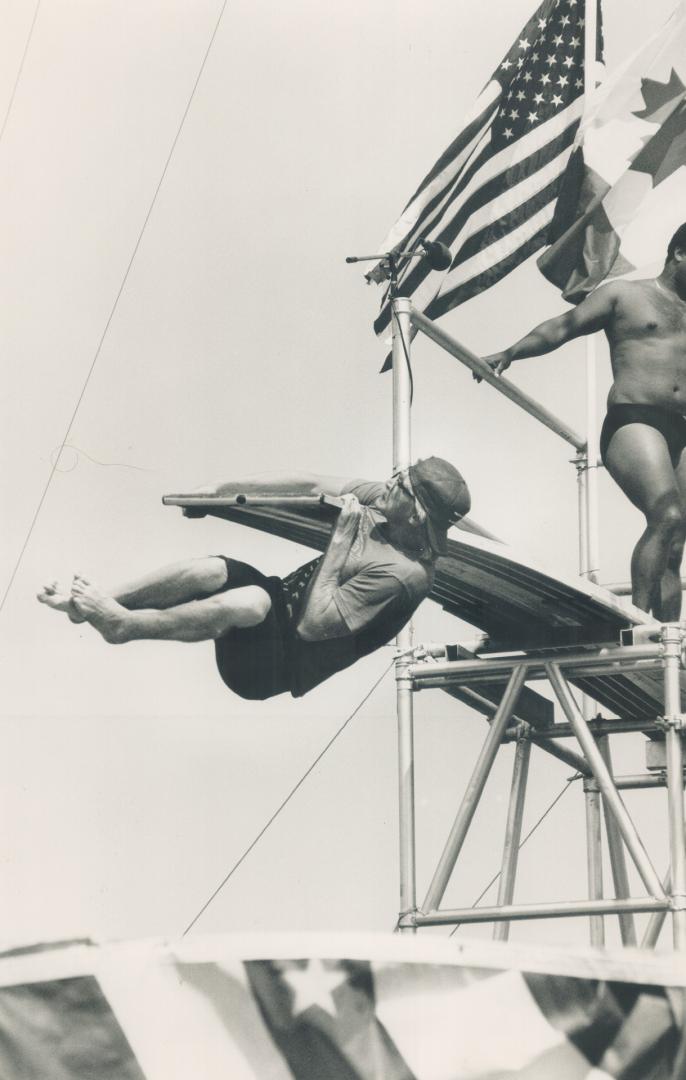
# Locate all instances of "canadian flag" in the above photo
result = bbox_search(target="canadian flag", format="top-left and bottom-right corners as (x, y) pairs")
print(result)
(539, 1), (686, 301)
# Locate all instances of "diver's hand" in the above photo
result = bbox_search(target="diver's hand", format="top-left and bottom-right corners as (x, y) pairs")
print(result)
(333, 493), (363, 539)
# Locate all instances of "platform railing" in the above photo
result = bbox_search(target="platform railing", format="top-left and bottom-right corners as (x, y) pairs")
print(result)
(408, 305), (598, 590)
(409, 308), (585, 451)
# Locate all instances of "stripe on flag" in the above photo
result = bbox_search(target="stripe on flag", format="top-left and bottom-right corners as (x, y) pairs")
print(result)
(0, 975), (145, 1079)
(371, 0), (602, 344)
(0, 937), (683, 1079)
(538, 1), (686, 301)
(524, 972), (684, 1078)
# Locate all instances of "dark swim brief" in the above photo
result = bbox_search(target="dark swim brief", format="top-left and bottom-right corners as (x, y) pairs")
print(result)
(599, 404), (686, 465)
(213, 558), (290, 701)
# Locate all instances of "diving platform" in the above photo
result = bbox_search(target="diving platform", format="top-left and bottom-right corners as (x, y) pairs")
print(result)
(163, 492), (680, 722)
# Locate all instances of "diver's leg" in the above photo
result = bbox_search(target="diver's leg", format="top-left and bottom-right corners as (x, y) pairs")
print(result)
(108, 557), (229, 609)
(71, 579), (271, 644)
(604, 423), (686, 619)
(38, 557), (231, 620)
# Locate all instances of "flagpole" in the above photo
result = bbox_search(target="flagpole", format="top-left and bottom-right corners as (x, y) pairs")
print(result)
(391, 294), (417, 934)
(583, 1), (601, 587)
(581, 0), (604, 949)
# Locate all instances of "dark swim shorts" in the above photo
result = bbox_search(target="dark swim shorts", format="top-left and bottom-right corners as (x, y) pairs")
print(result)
(599, 404), (686, 465)
(213, 558), (290, 701)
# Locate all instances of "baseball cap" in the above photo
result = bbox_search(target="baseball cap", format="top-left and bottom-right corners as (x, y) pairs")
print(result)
(408, 456), (471, 554)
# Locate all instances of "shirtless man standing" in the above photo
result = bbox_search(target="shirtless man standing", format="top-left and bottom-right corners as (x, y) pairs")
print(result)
(484, 223), (686, 621)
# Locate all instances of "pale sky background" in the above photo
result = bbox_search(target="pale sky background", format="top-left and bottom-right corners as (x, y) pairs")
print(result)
(0, 0), (680, 951)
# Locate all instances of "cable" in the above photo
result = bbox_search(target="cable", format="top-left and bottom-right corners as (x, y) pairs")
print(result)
(181, 659), (394, 936)
(0, 0), (42, 148)
(0, 0), (230, 615)
(448, 775), (577, 936)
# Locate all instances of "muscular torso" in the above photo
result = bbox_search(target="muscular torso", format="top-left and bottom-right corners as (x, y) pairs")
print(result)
(605, 280), (686, 412)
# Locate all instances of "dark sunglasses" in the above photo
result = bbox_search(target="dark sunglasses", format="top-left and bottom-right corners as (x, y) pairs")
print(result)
(393, 471), (425, 518)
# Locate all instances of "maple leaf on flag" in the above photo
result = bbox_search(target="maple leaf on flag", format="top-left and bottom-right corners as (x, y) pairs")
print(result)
(630, 69), (686, 187)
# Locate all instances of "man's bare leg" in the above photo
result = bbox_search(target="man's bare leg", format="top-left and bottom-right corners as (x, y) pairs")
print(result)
(664, 445), (686, 619)
(604, 424), (686, 619)
(658, 535), (686, 620)
(70, 576), (271, 644)
(37, 557), (230, 623)
(108, 557), (229, 609)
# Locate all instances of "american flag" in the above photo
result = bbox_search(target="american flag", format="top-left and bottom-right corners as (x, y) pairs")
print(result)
(372, 0), (602, 343)
(0, 937), (683, 1079)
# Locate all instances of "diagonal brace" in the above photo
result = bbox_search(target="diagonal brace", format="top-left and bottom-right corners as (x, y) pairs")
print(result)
(422, 665), (527, 912)
(546, 662), (665, 899)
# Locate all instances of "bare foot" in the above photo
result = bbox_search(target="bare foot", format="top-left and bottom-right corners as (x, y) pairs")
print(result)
(36, 580), (86, 623)
(71, 578), (129, 643)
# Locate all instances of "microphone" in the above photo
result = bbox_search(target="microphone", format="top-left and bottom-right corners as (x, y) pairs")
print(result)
(347, 240), (452, 270)
(349, 239), (452, 286)
(418, 239), (452, 271)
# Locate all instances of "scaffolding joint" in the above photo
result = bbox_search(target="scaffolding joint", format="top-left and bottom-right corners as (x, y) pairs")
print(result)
(670, 893), (686, 913)
(660, 622), (686, 656)
(571, 448), (589, 474)
(394, 655), (413, 684)
(513, 720), (531, 744)
(656, 713), (686, 733)
(397, 908), (418, 929)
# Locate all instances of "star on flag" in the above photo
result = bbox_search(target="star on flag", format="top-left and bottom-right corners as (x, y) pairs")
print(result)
(281, 960), (347, 1018)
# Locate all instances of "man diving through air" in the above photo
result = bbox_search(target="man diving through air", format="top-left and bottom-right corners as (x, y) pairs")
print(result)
(37, 457), (470, 700)
(483, 224), (686, 622)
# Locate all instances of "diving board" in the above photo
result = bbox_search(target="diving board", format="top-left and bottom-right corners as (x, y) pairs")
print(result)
(163, 494), (683, 721)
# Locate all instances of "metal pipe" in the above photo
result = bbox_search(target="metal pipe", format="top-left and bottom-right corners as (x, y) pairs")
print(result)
(530, 737), (590, 776)
(415, 659), (664, 691)
(546, 662), (665, 898)
(662, 625), (686, 948)
(409, 896), (668, 928)
(598, 737), (637, 946)
(493, 737), (531, 941)
(392, 297), (417, 933)
(585, 783), (605, 946)
(576, 452), (590, 579)
(410, 642), (662, 680)
(585, 338), (601, 584)
(585, 773), (675, 791)
(392, 297), (413, 471)
(162, 493), (343, 509)
(604, 578), (686, 596)
(642, 869), (671, 948)
(422, 666), (527, 912)
(395, 653), (416, 933)
(505, 718), (665, 741)
(410, 309), (585, 450)
(412, 652), (661, 686)
(584, 0), (609, 588)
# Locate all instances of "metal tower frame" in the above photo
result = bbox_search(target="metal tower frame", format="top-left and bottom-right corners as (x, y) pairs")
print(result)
(390, 297), (686, 950)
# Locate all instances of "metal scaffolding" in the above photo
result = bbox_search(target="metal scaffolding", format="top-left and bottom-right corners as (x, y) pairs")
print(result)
(390, 297), (686, 949)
